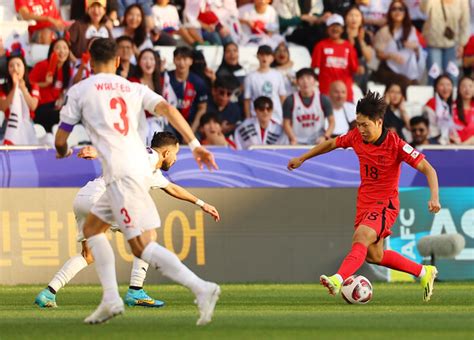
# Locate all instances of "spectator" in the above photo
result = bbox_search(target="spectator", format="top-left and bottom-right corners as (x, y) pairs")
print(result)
(372, 0), (425, 89)
(113, 4), (153, 53)
(463, 35), (474, 78)
(0, 37), (7, 83)
(70, 0), (119, 26)
(311, 14), (358, 102)
(15, 0), (66, 44)
(116, 35), (138, 78)
(271, 42), (296, 94)
(283, 67), (334, 145)
(183, 0), (235, 46)
(216, 42), (246, 88)
(71, 38), (96, 85)
(421, 0), (470, 85)
(383, 82), (410, 139)
(117, 0), (154, 29)
(343, 5), (374, 94)
(199, 112), (237, 148)
(0, 53), (39, 145)
(409, 116), (440, 147)
(422, 74), (459, 145)
(168, 46), (208, 132)
(273, 0), (327, 53)
(208, 76), (243, 137)
(129, 48), (167, 143)
(453, 76), (474, 144)
(405, 0), (427, 32)
(234, 96), (287, 149)
(29, 38), (72, 132)
(327, 80), (356, 137)
(68, 0), (113, 59)
(151, 0), (198, 45)
(322, 0), (353, 16)
(191, 49), (215, 94)
(244, 44), (286, 123)
(238, 0), (285, 49)
(356, 0), (391, 33)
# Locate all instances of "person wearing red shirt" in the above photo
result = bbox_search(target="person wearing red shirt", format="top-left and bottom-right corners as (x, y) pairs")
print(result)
(453, 76), (474, 144)
(29, 38), (72, 132)
(311, 14), (358, 102)
(288, 91), (441, 302)
(0, 54), (39, 144)
(15, 0), (65, 44)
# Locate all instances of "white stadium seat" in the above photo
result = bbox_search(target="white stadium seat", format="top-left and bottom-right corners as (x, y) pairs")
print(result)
(52, 123), (91, 147)
(367, 81), (386, 96)
(352, 84), (364, 103)
(406, 85), (434, 106)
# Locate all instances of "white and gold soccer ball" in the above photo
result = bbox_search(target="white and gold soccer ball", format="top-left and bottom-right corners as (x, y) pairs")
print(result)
(341, 275), (373, 304)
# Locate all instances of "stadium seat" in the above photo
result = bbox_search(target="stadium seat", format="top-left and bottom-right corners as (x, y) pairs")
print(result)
(367, 81), (386, 96)
(52, 123), (91, 146)
(352, 84), (364, 103)
(26, 43), (49, 67)
(34, 124), (46, 140)
(0, 0), (18, 21)
(407, 85), (434, 106)
(154, 45), (312, 73)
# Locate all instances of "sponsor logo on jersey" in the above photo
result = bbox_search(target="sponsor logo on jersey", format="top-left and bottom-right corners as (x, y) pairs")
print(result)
(402, 143), (414, 154)
(411, 150), (420, 159)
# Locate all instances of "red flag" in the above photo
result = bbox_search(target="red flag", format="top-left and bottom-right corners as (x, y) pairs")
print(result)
(47, 51), (59, 76)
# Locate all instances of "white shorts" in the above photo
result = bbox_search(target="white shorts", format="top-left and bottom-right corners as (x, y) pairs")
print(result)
(90, 176), (161, 240)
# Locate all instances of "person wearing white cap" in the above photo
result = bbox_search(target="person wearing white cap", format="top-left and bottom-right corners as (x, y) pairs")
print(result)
(311, 13), (358, 102)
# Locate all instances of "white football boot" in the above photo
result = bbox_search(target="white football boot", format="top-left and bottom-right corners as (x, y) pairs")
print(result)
(195, 282), (221, 326)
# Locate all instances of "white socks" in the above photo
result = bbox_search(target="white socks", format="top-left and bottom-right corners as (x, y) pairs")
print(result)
(129, 257), (149, 288)
(418, 266), (426, 278)
(87, 233), (120, 302)
(48, 255), (88, 293)
(141, 242), (206, 295)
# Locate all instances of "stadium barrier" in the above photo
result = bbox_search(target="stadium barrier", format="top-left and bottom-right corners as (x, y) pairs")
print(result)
(0, 147), (473, 284)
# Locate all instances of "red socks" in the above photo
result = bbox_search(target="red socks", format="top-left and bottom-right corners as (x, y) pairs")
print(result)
(379, 250), (423, 276)
(337, 242), (368, 280)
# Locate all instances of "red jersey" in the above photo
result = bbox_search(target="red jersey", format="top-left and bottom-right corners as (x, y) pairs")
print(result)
(0, 84), (40, 119)
(311, 38), (358, 102)
(29, 59), (66, 105)
(15, 0), (61, 35)
(336, 128), (425, 210)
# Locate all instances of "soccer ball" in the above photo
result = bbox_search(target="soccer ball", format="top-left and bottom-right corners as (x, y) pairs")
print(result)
(341, 275), (373, 304)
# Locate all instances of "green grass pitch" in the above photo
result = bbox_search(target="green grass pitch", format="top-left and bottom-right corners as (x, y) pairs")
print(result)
(1, 283), (473, 339)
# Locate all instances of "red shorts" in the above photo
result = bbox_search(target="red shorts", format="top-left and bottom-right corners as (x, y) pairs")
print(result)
(354, 206), (399, 240)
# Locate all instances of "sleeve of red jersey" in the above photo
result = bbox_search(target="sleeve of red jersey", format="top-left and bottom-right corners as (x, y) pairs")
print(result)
(335, 128), (356, 149)
(398, 139), (425, 168)
(311, 41), (322, 69)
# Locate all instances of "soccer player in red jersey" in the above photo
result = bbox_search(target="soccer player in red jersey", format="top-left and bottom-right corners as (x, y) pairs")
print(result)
(288, 91), (441, 302)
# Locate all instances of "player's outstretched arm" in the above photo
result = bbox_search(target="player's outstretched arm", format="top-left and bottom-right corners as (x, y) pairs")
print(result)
(287, 138), (338, 171)
(54, 127), (73, 159)
(415, 159), (441, 213)
(154, 101), (218, 171)
(162, 183), (220, 221)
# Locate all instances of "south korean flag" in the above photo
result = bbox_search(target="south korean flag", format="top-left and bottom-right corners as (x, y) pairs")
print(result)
(3, 85), (38, 145)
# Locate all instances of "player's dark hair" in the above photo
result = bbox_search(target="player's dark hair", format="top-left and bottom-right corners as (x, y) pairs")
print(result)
(296, 67), (316, 79)
(254, 96), (273, 110)
(173, 46), (193, 59)
(410, 116), (429, 128)
(356, 91), (387, 121)
(199, 112), (222, 128)
(150, 131), (179, 149)
(90, 38), (118, 64)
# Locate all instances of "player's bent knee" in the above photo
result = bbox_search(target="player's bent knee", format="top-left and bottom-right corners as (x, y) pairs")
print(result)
(353, 225), (378, 246)
(128, 231), (154, 258)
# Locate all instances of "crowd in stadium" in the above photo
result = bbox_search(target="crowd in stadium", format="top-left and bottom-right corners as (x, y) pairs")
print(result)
(0, 0), (473, 148)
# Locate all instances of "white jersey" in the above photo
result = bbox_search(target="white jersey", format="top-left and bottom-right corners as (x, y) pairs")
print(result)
(60, 73), (165, 184)
(291, 92), (325, 145)
(234, 117), (287, 150)
(244, 69), (286, 124)
(328, 102), (356, 136)
(152, 4), (181, 31)
(238, 3), (279, 35)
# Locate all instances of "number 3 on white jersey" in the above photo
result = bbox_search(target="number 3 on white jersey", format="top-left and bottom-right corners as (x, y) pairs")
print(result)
(110, 97), (129, 136)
